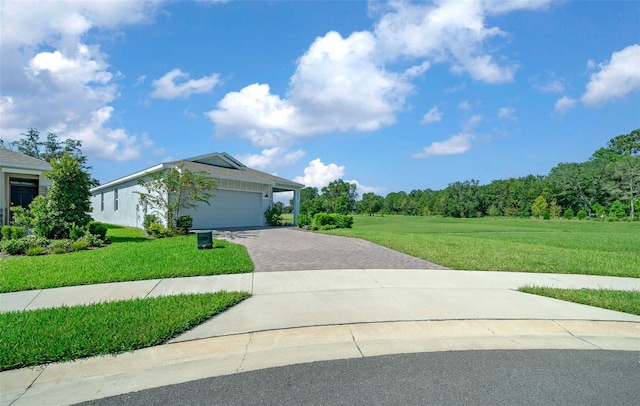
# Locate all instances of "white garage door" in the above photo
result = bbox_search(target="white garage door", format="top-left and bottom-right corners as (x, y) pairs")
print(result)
(189, 189), (263, 229)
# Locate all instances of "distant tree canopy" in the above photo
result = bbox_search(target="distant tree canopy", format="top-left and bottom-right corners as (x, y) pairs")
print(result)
(3, 128), (97, 186)
(298, 128), (640, 219)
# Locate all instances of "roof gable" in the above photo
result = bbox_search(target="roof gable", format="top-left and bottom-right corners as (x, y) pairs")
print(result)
(0, 147), (52, 171)
(184, 152), (245, 170)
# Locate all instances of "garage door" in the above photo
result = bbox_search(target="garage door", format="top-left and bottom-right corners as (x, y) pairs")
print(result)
(189, 189), (263, 229)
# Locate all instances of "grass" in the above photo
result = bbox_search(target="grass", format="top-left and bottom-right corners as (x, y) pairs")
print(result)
(0, 291), (250, 371)
(519, 287), (640, 316)
(0, 225), (254, 293)
(322, 216), (640, 278)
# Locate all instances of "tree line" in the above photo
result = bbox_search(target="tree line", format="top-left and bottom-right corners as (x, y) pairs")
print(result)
(297, 129), (640, 219)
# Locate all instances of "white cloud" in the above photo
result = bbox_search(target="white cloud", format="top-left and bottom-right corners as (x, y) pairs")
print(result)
(497, 107), (515, 120)
(421, 106), (442, 124)
(235, 147), (306, 171)
(294, 158), (345, 189)
(458, 101), (471, 111)
(208, 0), (550, 148)
(412, 133), (473, 158)
(151, 68), (220, 99)
(554, 96), (576, 114)
(537, 79), (564, 93)
(0, 1), (161, 161)
(581, 44), (640, 106)
(347, 179), (383, 196)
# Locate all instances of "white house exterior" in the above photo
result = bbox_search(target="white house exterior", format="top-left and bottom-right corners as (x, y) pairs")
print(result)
(90, 152), (304, 229)
(0, 148), (52, 226)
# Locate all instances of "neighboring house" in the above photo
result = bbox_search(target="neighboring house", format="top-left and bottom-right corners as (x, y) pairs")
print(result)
(0, 147), (53, 226)
(90, 152), (304, 230)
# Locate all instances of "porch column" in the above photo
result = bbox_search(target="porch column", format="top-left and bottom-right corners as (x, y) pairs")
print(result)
(293, 188), (300, 226)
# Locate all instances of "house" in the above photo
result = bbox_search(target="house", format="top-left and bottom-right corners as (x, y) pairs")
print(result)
(90, 152), (304, 230)
(0, 148), (53, 226)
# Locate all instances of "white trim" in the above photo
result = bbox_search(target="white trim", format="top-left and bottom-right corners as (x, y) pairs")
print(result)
(185, 152), (246, 169)
(90, 163), (168, 193)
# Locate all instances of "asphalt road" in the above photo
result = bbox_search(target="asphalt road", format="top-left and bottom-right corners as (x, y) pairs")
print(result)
(78, 350), (640, 405)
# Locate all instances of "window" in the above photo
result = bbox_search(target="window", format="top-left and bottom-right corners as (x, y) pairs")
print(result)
(100, 193), (104, 211)
(114, 189), (119, 211)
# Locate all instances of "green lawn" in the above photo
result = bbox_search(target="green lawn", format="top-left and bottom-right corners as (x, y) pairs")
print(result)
(519, 287), (640, 316)
(0, 225), (254, 293)
(0, 291), (250, 371)
(322, 216), (640, 278)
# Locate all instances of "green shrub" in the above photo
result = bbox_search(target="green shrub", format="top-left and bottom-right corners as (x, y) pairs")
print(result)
(25, 246), (45, 256)
(577, 209), (587, 220)
(563, 207), (574, 219)
(70, 239), (89, 252)
(69, 224), (86, 240)
(147, 222), (170, 238)
(313, 213), (353, 229)
(264, 205), (283, 226)
(542, 210), (551, 220)
(1, 226), (26, 240)
(88, 222), (108, 240)
(297, 213), (313, 228)
(80, 234), (103, 247)
(143, 214), (160, 232)
(49, 239), (72, 254)
(0, 239), (28, 255)
(176, 215), (193, 235)
(1, 226), (12, 240)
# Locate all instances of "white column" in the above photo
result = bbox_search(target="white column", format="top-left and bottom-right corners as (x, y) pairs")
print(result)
(293, 188), (300, 226)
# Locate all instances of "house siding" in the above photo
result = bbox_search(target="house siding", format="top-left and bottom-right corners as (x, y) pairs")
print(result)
(90, 179), (143, 228)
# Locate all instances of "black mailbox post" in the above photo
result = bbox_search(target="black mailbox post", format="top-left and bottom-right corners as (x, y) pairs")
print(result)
(196, 230), (213, 249)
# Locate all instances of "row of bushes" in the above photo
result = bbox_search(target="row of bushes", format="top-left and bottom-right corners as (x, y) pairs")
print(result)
(0, 222), (107, 256)
(142, 214), (193, 238)
(297, 213), (354, 230)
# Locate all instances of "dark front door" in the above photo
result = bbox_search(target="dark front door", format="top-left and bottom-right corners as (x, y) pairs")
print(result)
(10, 178), (39, 208)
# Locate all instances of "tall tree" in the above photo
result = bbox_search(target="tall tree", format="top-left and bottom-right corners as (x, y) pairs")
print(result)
(607, 129), (640, 156)
(136, 165), (217, 232)
(608, 156), (640, 218)
(321, 179), (358, 214)
(358, 192), (384, 216)
(9, 128), (97, 185)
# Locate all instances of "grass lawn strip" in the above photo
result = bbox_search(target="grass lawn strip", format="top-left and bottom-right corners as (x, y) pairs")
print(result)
(323, 216), (640, 278)
(0, 225), (254, 293)
(0, 291), (250, 371)
(518, 287), (640, 316)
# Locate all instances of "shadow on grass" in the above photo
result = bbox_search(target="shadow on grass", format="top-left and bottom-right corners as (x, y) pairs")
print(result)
(108, 236), (151, 243)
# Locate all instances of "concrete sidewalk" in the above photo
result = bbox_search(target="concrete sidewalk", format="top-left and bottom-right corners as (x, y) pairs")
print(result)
(2, 269), (640, 405)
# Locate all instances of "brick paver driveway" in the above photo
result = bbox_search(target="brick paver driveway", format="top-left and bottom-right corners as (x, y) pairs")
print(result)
(213, 227), (447, 272)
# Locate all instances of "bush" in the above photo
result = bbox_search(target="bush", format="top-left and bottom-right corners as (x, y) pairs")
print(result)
(313, 213), (353, 229)
(88, 222), (108, 240)
(542, 210), (551, 220)
(69, 224), (86, 240)
(265, 205), (283, 226)
(143, 214), (160, 232)
(1, 226), (25, 240)
(147, 222), (171, 238)
(0, 239), (28, 255)
(49, 239), (72, 254)
(25, 246), (45, 256)
(70, 239), (89, 252)
(577, 209), (587, 220)
(176, 215), (193, 235)
(563, 207), (575, 219)
(80, 233), (103, 247)
(297, 213), (313, 228)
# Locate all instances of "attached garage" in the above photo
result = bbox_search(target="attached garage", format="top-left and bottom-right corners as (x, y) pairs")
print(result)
(189, 189), (263, 229)
(90, 152), (303, 230)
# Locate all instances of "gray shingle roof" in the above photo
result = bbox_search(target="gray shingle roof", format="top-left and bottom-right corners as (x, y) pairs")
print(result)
(0, 148), (52, 170)
(170, 160), (304, 190)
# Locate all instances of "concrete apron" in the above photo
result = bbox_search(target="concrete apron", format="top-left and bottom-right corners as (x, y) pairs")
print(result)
(2, 269), (640, 406)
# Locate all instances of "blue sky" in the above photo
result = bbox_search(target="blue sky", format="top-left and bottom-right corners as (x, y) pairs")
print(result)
(2, 1), (639, 199)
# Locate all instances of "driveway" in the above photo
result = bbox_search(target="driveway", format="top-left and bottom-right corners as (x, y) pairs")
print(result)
(213, 227), (448, 271)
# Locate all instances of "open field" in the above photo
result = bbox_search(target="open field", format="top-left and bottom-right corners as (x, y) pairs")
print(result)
(0, 291), (250, 371)
(323, 216), (640, 278)
(0, 225), (254, 293)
